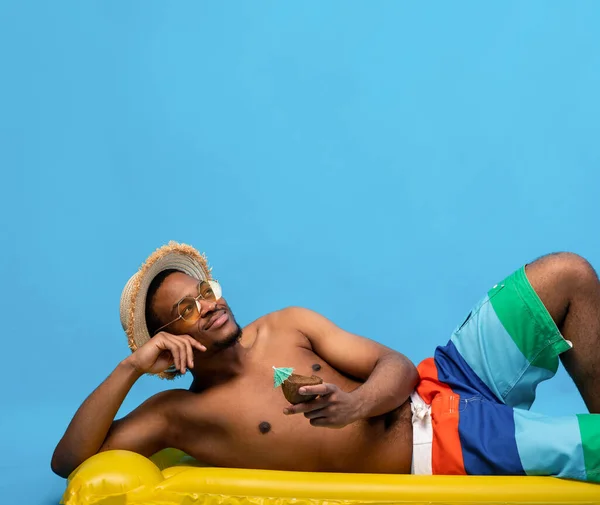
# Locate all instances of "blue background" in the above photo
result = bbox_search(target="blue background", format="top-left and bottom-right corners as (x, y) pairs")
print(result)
(2, 2), (599, 503)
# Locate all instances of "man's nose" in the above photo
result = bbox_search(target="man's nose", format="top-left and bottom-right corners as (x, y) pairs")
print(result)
(198, 298), (217, 315)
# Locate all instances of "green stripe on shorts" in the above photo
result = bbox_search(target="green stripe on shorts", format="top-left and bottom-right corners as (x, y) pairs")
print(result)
(577, 414), (600, 483)
(489, 267), (570, 373)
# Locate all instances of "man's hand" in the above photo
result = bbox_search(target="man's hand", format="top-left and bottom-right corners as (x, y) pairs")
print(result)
(283, 383), (363, 428)
(124, 332), (206, 375)
(52, 333), (201, 478)
(281, 308), (419, 422)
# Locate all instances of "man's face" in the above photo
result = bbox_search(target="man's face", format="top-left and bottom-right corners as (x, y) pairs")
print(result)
(151, 272), (241, 351)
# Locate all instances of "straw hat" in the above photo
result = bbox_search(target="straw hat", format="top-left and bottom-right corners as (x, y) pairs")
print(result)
(120, 241), (212, 379)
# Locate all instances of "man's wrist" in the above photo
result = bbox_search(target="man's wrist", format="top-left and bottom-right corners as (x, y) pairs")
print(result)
(348, 389), (369, 421)
(118, 358), (144, 380)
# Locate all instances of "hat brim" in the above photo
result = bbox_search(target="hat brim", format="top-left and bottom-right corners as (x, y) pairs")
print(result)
(120, 242), (212, 380)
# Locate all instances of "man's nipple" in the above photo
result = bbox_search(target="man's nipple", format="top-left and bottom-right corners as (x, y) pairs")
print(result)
(258, 421), (271, 434)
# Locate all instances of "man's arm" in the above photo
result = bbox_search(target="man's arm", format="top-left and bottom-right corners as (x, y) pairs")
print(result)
(51, 332), (204, 478)
(282, 307), (419, 427)
(51, 361), (170, 478)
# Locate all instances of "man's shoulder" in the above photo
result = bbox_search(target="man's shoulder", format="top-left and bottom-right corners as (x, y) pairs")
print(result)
(138, 388), (212, 426)
(262, 306), (319, 323)
(140, 388), (197, 412)
(253, 307), (326, 343)
(251, 306), (321, 334)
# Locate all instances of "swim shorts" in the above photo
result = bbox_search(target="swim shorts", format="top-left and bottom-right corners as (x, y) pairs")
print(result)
(411, 266), (600, 483)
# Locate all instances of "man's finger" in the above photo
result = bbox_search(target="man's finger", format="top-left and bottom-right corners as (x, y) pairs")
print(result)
(310, 417), (345, 429)
(172, 342), (185, 373)
(175, 336), (194, 369)
(169, 340), (187, 373)
(309, 417), (333, 428)
(193, 340), (207, 351)
(181, 334), (207, 352)
(284, 397), (329, 415)
(174, 341), (185, 373)
(166, 344), (181, 373)
(184, 340), (194, 369)
(179, 342), (188, 372)
(304, 407), (329, 420)
(299, 383), (337, 396)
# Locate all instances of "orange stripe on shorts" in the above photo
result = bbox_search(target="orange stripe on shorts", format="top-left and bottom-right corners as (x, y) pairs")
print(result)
(416, 358), (466, 475)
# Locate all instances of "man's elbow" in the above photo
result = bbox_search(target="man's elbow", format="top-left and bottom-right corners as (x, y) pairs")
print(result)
(51, 446), (85, 479)
(51, 453), (72, 479)
(385, 351), (419, 387)
(401, 353), (419, 386)
(407, 361), (419, 389)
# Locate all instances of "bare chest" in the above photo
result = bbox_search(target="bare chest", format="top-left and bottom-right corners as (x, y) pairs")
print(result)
(173, 348), (377, 470)
(171, 333), (413, 473)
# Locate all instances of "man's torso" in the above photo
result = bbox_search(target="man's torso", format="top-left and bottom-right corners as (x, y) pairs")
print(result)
(162, 311), (413, 473)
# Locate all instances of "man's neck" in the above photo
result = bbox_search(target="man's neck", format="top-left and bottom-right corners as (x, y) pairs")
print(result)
(189, 341), (247, 390)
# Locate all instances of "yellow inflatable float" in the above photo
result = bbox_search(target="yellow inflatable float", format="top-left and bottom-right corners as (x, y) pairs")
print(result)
(61, 449), (600, 505)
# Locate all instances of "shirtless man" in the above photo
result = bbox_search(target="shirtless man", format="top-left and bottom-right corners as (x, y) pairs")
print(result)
(51, 243), (600, 483)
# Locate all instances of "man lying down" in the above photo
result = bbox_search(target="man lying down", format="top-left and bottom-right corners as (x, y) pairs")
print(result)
(52, 242), (600, 483)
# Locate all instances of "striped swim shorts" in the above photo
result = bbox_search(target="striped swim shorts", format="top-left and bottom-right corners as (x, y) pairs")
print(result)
(411, 266), (600, 483)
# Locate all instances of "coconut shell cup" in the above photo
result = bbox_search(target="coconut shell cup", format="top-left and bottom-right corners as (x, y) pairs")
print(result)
(282, 374), (324, 404)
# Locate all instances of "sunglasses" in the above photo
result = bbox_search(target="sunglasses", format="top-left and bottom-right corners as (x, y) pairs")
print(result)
(153, 280), (222, 335)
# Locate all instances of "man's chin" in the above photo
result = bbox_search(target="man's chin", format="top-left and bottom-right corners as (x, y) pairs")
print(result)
(211, 324), (243, 351)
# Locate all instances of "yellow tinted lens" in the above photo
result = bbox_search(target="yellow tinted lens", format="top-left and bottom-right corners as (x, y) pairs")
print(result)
(178, 298), (199, 321)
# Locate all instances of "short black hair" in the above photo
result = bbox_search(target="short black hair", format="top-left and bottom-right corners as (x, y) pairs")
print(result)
(145, 269), (179, 335)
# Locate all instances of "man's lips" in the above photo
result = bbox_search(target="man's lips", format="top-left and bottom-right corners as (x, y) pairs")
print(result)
(204, 310), (228, 330)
